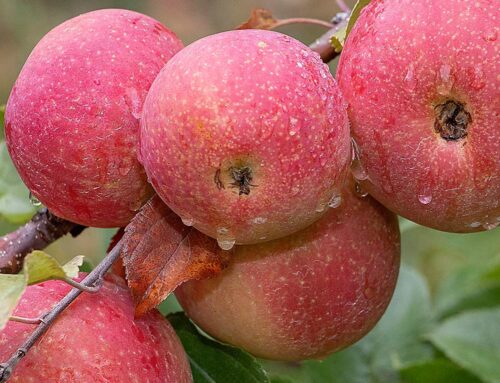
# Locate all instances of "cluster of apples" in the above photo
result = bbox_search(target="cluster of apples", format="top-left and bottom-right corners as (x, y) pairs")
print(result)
(2, 0), (498, 380)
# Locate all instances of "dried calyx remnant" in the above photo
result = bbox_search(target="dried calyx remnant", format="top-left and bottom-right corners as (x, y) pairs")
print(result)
(434, 99), (472, 141)
(214, 166), (256, 195)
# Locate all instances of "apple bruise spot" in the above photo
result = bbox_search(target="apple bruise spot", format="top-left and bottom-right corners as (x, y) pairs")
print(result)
(434, 100), (472, 141)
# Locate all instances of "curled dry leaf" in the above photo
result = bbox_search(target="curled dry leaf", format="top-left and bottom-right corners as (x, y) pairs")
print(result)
(121, 195), (232, 317)
(237, 8), (279, 30)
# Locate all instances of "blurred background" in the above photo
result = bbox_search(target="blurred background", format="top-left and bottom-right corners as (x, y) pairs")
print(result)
(1, 1), (499, 382)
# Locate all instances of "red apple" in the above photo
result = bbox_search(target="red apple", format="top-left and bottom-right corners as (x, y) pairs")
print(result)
(5, 9), (183, 228)
(0, 274), (192, 382)
(337, 0), (499, 232)
(175, 182), (400, 361)
(140, 29), (351, 246)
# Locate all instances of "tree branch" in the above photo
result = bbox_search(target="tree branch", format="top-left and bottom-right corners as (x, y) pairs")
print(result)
(0, 208), (85, 274)
(309, 11), (350, 63)
(0, 241), (122, 383)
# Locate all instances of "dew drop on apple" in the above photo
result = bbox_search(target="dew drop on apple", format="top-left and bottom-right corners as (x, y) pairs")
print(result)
(482, 221), (499, 231)
(181, 216), (194, 226)
(217, 238), (236, 251)
(355, 182), (369, 198)
(350, 139), (368, 180)
(404, 63), (417, 90)
(418, 194), (432, 205)
(468, 221), (481, 228)
(29, 192), (42, 207)
(328, 192), (342, 208)
(252, 216), (267, 224)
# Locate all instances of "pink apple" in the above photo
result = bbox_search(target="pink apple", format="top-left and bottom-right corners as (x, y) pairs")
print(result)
(140, 29), (351, 246)
(5, 9), (183, 227)
(337, 0), (499, 232)
(0, 274), (192, 382)
(176, 182), (400, 361)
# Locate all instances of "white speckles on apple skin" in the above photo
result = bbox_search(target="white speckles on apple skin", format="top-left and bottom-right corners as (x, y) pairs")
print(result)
(5, 9), (183, 228)
(176, 182), (400, 361)
(0, 274), (192, 383)
(338, 0), (499, 232)
(141, 29), (352, 245)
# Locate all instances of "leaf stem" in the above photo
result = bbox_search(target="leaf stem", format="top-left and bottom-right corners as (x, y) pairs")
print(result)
(271, 17), (335, 30)
(8, 316), (43, 325)
(0, 241), (121, 383)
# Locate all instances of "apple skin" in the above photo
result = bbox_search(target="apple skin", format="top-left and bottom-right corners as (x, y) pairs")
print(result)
(337, 0), (500, 232)
(0, 274), (192, 383)
(175, 182), (400, 361)
(140, 29), (351, 245)
(5, 9), (183, 228)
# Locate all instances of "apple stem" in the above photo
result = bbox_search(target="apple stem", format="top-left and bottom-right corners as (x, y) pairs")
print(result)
(0, 208), (86, 274)
(309, 11), (350, 63)
(0, 241), (122, 383)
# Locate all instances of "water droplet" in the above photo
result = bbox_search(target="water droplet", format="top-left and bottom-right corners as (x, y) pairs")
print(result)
(483, 29), (497, 42)
(483, 222), (499, 231)
(470, 66), (486, 90)
(436, 64), (453, 95)
(217, 227), (229, 235)
(296, 61), (304, 68)
(351, 139), (368, 181)
(29, 192), (42, 207)
(300, 49), (309, 58)
(252, 217), (267, 225)
(290, 117), (298, 125)
(217, 238), (236, 250)
(257, 41), (267, 48)
(468, 221), (481, 228)
(404, 64), (417, 90)
(418, 194), (432, 205)
(315, 203), (327, 213)
(328, 193), (342, 208)
(355, 182), (369, 198)
(289, 130), (297, 136)
(439, 64), (451, 83)
(259, 236), (267, 241)
(181, 217), (194, 226)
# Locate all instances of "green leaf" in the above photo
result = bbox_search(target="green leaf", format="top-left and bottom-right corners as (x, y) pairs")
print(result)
(0, 273), (27, 330)
(330, 27), (347, 53)
(0, 141), (36, 223)
(330, 0), (371, 51)
(428, 308), (500, 383)
(435, 259), (500, 318)
(168, 312), (269, 383)
(303, 346), (370, 383)
(62, 255), (84, 279)
(357, 265), (435, 380)
(0, 250), (84, 330)
(402, 225), (500, 292)
(24, 250), (73, 285)
(399, 359), (482, 383)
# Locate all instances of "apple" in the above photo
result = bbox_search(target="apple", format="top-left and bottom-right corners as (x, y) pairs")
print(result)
(0, 274), (192, 382)
(5, 9), (183, 227)
(176, 181), (400, 360)
(337, 0), (499, 232)
(140, 29), (351, 246)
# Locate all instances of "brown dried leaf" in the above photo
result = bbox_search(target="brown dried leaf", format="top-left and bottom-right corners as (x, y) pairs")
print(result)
(121, 195), (232, 317)
(237, 8), (279, 30)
